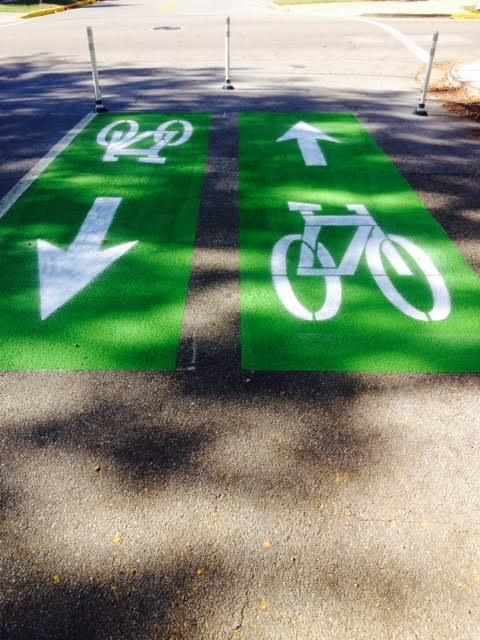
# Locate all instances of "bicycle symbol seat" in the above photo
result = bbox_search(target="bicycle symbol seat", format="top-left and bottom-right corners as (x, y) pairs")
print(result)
(271, 202), (451, 322)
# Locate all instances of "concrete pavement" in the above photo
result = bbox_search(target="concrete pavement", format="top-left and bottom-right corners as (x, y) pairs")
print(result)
(0, 2), (479, 638)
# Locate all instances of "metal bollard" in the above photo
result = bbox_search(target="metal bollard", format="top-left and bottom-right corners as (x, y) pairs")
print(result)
(415, 31), (439, 116)
(222, 16), (234, 90)
(86, 26), (107, 113)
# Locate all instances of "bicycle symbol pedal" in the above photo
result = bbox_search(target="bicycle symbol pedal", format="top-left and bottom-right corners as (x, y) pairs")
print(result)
(271, 202), (451, 323)
(96, 119), (193, 164)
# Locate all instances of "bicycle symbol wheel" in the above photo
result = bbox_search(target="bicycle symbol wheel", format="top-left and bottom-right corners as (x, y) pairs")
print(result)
(366, 228), (451, 322)
(272, 235), (342, 321)
(272, 229), (451, 322)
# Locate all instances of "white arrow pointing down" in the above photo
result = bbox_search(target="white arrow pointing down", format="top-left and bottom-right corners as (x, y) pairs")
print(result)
(38, 197), (138, 320)
(276, 121), (340, 166)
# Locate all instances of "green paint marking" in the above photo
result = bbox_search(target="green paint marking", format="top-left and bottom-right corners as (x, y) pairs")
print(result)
(240, 113), (480, 372)
(0, 113), (211, 370)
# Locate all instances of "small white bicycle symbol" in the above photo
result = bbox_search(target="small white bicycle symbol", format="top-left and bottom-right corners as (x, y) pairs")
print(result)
(96, 119), (193, 164)
(271, 202), (451, 322)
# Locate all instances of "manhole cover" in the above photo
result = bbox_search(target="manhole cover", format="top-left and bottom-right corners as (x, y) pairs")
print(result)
(151, 26), (182, 31)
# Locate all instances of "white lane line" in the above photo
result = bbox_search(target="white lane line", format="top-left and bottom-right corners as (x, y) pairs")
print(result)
(0, 112), (96, 219)
(355, 17), (429, 63)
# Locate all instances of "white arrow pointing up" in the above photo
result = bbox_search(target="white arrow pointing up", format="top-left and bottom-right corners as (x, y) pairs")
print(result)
(276, 121), (340, 167)
(37, 197), (138, 320)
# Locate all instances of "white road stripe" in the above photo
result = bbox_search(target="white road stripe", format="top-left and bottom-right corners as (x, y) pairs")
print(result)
(0, 112), (97, 219)
(354, 18), (429, 63)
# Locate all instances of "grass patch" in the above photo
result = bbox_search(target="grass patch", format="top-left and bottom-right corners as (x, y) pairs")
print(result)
(0, 0), (77, 13)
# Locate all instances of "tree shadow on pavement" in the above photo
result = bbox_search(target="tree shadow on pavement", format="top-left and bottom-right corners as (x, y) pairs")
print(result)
(0, 58), (479, 639)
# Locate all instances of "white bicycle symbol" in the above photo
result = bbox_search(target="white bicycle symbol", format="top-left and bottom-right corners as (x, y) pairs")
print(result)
(271, 202), (451, 322)
(96, 119), (193, 164)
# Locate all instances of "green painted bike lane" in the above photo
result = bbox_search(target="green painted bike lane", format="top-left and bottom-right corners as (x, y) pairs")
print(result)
(240, 113), (480, 373)
(0, 113), (211, 370)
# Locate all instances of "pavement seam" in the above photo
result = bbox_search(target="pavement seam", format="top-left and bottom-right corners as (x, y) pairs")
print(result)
(228, 566), (254, 638)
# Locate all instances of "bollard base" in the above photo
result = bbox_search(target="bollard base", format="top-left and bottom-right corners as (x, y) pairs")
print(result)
(222, 79), (235, 91)
(95, 101), (108, 113)
(415, 105), (428, 116)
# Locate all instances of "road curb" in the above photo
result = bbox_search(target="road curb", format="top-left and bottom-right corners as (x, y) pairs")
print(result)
(449, 62), (480, 98)
(21, 0), (104, 20)
(452, 13), (480, 20)
(361, 12), (450, 18)
(272, 0), (479, 20)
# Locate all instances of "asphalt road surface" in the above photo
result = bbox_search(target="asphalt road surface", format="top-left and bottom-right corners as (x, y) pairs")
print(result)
(0, 1), (479, 638)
